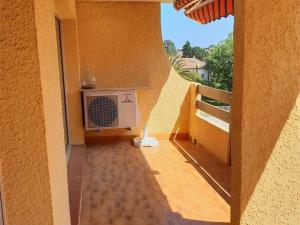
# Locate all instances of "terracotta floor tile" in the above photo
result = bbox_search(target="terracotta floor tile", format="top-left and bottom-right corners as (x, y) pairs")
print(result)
(80, 140), (230, 225)
(68, 145), (86, 225)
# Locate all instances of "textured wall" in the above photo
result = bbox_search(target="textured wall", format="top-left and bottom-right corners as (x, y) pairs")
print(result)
(0, 0), (53, 224)
(61, 20), (85, 145)
(0, 0), (71, 224)
(231, 0), (300, 224)
(189, 84), (229, 164)
(55, 0), (76, 19)
(76, 2), (191, 138)
(0, 0), (53, 222)
(35, 0), (71, 224)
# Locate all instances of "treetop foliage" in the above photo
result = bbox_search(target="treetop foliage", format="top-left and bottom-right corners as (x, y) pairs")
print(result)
(163, 40), (177, 55)
(164, 33), (233, 91)
(182, 41), (208, 61)
(205, 33), (233, 91)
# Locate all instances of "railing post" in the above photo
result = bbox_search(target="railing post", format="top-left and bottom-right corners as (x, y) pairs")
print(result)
(227, 122), (232, 166)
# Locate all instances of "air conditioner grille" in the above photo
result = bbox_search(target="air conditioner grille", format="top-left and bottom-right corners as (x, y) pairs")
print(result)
(87, 95), (119, 128)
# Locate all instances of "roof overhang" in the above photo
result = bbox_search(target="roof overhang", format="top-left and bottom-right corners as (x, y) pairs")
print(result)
(174, 0), (234, 24)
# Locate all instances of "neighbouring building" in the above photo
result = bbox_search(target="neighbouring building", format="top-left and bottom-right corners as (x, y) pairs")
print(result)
(181, 57), (209, 80)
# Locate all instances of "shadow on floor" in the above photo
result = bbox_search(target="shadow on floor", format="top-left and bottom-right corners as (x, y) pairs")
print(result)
(68, 145), (86, 225)
(171, 140), (231, 204)
(79, 140), (230, 225)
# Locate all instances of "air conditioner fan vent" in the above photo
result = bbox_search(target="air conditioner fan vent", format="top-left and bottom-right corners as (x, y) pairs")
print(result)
(87, 95), (118, 128)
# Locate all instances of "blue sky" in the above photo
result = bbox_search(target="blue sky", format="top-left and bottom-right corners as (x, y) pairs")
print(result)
(161, 3), (234, 49)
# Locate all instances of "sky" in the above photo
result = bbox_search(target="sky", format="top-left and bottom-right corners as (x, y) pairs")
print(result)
(161, 3), (234, 49)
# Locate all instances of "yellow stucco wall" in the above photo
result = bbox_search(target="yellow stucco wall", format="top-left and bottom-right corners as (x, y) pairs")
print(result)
(61, 20), (85, 145)
(231, 0), (300, 224)
(189, 84), (229, 164)
(76, 2), (191, 139)
(36, 0), (72, 224)
(1, 0), (71, 225)
(0, 1), (53, 223)
(55, 0), (76, 19)
(2, 1), (299, 224)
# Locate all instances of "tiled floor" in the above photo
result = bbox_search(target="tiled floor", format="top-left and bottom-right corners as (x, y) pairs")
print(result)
(68, 145), (86, 225)
(80, 140), (230, 225)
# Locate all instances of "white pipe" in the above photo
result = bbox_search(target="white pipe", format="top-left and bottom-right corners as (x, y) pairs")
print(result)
(142, 125), (148, 139)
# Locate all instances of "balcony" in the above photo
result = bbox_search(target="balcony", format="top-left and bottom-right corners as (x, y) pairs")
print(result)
(68, 84), (232, 225)
(2, 1), (299, 225)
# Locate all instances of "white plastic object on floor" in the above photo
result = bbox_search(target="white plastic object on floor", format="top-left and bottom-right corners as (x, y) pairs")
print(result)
(133, 126), (159, 148)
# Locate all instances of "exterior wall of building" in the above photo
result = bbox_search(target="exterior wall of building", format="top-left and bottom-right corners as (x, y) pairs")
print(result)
(231, 0), (300, 224)
(189, 84), (229, 164)
(36, 1), (72, 224)
(61, 20), (85, 145)
(2, 1), (299, 225)
(0, 0), (72, 224)
(54, 0), (76, 19)
(76, 2), (191, 139)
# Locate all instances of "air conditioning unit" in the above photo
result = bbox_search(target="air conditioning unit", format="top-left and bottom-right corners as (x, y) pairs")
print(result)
(83, 89), (138, 130)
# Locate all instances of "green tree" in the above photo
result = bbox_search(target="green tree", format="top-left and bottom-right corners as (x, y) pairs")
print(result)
(163, 40), (177, 55)
(192, 47), (208, 61)
(168, 53), (201, 83)
(182, 41), (193, 58)
(205, 33), (233, 91)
